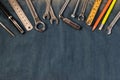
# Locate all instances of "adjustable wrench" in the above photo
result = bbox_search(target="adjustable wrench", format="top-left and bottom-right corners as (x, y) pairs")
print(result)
(25, 0), (46, 32)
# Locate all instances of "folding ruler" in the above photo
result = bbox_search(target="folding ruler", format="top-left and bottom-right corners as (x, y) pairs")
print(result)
(86, 0), (102, 26)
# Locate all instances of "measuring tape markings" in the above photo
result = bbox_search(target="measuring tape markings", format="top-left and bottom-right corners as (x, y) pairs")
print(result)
(86, 0), (102, 26)
(99, 0), (117, 30)
(8, 0), (33, 31)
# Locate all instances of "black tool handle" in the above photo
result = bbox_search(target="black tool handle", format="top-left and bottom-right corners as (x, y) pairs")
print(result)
(0, 2), (12, 17)
(0, 1), (25, 34)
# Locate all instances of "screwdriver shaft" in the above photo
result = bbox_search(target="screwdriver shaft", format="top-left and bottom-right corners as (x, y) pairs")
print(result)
(0, 22), (15, 37)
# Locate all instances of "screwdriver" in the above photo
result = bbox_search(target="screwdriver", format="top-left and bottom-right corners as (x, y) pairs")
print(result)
(0, 1), (25, 34)
(0, 22), (15, 37)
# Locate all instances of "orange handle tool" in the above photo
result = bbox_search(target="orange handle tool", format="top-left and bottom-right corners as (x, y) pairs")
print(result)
(92, 0), (113, 31)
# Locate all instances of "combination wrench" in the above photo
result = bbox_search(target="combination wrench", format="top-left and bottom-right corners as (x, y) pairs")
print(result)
(59, 0), (82, 30)
(107, 11), (120, 35)
(71, 0), (80, 18)
(78, 0), (89, 21)
(43, 0), (58, 24)
(25, 0), (46, 32)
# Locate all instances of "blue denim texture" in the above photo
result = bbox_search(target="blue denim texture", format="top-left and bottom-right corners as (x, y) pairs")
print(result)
(0, 0), (120, 80)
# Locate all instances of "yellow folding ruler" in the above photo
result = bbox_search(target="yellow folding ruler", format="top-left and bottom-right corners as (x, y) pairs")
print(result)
(86, 0), (102, 26)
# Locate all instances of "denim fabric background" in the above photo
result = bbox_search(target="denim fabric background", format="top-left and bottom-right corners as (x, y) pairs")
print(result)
(0, 0), (120, 80)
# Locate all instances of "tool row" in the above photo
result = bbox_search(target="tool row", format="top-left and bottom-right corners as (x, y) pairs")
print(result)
(0, 0), (120, 37)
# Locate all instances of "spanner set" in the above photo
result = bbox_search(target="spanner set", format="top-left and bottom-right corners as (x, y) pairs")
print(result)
(0, 0), (119, 37)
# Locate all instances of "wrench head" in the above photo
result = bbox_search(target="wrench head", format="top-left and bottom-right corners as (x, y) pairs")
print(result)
(35, 21), (46, 32)
(43, 13), (50, 20)
(78, 14), (85, 21)
(50, 18), (59, 24)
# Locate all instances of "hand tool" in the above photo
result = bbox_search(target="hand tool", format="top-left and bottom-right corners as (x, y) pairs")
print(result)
(49, 6), (59, 24)
(99, 0), (117, 30)
(0, 1), (24, 34)
(25, 0), (46, 32)
(43, 0), (58, 24)
(92, 0), (112, 31)
(59, 0), (82, 30)
(107, 11), (120, 35)
(86, 0), (102, 26)
(71, 0), (80, 18)
(8, 0), (33, 31)
(0, 22), (15, 37)
(78, 0), (89, 21)
(43, 0), (50, 19)
(59, 0), (70, 18)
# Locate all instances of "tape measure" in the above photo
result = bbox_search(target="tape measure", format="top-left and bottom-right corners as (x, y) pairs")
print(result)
(86, 0), (102, 26)
(8, 0), (33, 31)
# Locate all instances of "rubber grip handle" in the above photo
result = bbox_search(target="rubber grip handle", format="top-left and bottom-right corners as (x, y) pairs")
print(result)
(63, 18), (82, 30)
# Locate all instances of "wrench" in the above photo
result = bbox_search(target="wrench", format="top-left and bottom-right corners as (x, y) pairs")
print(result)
(78, 0), (89, 21)
(49, 6), (59, 24)
(59, 0), (82, 30)
(43, 0), (58, 24)
(107, 11), (120, 35)
(25, 0), (46, 32)
(71, 0), (80, 18)
(43, 0), (50, 19)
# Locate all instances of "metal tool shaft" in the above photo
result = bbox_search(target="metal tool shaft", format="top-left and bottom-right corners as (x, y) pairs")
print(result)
(59, 0), (70, 18)
(25, 0), (39, 21)
(71, 0), (80, 18)
(78, 0), (89, 21)
(107, 11), (120, 35)
(0, 22), (15, 37)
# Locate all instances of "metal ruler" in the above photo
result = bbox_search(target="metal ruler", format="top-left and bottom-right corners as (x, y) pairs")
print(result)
(86, 0), (102, 26)
(8, 0), (33, 31)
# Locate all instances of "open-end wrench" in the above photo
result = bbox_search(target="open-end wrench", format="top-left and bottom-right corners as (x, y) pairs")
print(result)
(49, 6), (59, 24)
(71, 0), (80, 18)
(48, 0), (58, 24)
(43, 0), (50, 19)
(25, 0), (46, 32)
(78, 0), (89, 21)
(59, 0), (82, 30)
(43, 0), (58, 24)
(0, 22), (15, 37)
(107, 11), (120, 35)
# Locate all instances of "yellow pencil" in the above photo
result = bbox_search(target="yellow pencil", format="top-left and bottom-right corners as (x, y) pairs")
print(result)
(99, 0), (117, 30)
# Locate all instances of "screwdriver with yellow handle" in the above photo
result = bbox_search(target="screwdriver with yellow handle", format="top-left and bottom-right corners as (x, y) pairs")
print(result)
(99, 0), (117, 30)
